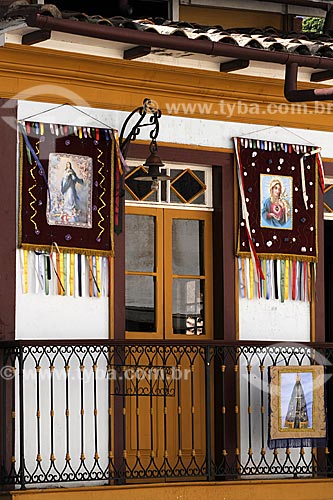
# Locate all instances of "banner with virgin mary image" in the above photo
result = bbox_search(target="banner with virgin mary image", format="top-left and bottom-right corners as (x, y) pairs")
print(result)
(19, 121), (115, 256)
(234, 137), (325, 297)
(234, 137), (324, 264)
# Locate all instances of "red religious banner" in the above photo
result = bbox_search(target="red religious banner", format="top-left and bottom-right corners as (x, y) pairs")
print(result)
(234, 137), (324, 272)
(19, 121), (116, 256)
(234, 137), (325, 301)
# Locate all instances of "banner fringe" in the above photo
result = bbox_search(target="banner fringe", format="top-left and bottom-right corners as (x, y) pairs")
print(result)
(20, 243), (115, 258)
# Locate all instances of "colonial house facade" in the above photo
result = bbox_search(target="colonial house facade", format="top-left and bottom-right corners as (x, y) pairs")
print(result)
(1, 1), (333, 500)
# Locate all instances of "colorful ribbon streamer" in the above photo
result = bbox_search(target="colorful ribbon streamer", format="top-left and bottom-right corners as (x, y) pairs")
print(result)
(237, 257), (312, 303)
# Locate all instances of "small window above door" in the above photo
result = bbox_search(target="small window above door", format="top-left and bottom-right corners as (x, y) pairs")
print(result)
(125, 161), (213, 208)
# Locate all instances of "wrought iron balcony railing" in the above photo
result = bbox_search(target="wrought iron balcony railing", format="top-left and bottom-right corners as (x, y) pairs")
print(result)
(0, 340), (333, 488)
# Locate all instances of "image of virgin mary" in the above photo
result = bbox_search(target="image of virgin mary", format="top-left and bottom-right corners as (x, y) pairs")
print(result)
(284, 373), (309, 429)
(61, 161), (84, 214)
(261, 177), (291, 228)
(46, 153), (93, 228)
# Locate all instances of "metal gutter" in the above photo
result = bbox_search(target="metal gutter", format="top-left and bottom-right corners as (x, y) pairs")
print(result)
(26, 14), (333, 101)
(285, 61), (333, 99)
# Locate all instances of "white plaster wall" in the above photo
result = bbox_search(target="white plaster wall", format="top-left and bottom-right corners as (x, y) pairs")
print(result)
(16, 100), (326, 342)
(239, 299), (310, 342)
(15, 99), (328, 484)
(15, 258), (109, 339)
(15, 350), (109, 487)
(238, 350), (312, 478)
(15, 102), (115, 340)
(238, 288), (311, 474)
(18, 100), (333, 158)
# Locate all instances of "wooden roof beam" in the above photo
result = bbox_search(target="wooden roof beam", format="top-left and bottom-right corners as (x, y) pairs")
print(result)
(311, 70), (333, 82)
(124, 45), (151, 60)
(22, 29), (51, 45)
(220, 59), (249, 73)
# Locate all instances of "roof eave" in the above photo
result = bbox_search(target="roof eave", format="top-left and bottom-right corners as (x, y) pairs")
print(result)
(25, 13), (333, 71)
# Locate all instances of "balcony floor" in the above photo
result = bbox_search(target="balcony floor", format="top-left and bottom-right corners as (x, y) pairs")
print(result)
(4, 478), (333, 500)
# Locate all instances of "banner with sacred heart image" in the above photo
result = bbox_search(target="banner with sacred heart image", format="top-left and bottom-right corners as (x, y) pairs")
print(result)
(234, 137), (325, 301)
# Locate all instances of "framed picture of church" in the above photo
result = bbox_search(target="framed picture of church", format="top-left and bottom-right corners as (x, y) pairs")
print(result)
(268, 365), (326, 448)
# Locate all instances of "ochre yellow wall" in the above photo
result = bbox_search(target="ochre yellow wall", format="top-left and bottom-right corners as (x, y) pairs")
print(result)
(8, 478), (333, 500)
(1, 44), (333, 132)
(179, 5), (284, 30)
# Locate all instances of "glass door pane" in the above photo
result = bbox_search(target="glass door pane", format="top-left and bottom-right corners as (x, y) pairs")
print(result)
(125, 207), (163, 338)
(126, 275), (156, 332)
(172, 219), (204, 276)
(126, 214), (155, 272)
(164, 209), (212, 339)
(172, 278), (204, 335)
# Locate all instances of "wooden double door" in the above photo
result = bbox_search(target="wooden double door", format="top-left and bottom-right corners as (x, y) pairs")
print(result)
(124, 205), (213, 476)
